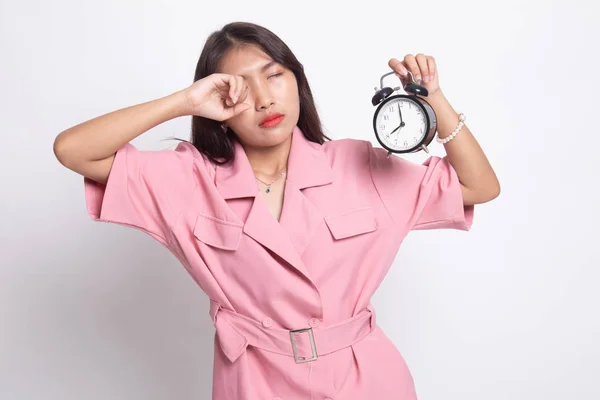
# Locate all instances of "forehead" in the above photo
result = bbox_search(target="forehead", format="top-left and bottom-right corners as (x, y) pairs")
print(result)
(219, 45), (280, 78)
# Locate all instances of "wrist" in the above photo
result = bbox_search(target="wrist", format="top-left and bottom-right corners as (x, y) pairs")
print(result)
(168, 89), (193, 118)
(419, 88), (445, 103)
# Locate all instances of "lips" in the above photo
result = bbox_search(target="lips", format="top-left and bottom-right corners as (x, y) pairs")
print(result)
(259, 113), (284, 126)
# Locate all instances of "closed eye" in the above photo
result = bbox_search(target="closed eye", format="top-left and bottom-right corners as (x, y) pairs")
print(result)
(269, 72), (283, 79)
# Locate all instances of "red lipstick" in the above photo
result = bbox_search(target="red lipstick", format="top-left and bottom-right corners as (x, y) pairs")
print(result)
(259, 113), (284, 128)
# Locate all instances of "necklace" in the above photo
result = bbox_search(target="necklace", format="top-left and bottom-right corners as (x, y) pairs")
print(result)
(255, 168), (287, 193)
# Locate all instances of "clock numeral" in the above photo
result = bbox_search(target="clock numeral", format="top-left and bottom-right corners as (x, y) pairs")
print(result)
(379, 124), (385, 130)
(383, 115), (389, 120)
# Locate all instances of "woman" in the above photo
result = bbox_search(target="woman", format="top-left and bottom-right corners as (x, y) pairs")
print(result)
(54, 21), (499, 400)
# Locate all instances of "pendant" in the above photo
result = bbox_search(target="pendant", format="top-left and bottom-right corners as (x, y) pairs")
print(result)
(266, 187), (271, 193)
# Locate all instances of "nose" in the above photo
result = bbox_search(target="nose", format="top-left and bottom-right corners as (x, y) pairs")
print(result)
(252, 82), (275, 111)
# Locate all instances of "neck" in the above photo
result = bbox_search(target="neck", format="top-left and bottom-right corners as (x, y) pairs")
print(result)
(244, 135), (292, 180)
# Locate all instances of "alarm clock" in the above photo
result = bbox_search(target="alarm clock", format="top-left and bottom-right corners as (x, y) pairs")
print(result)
(371, 70), (437, 156)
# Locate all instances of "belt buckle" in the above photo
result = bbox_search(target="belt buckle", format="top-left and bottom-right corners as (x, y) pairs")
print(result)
(289, 327), (318, 363)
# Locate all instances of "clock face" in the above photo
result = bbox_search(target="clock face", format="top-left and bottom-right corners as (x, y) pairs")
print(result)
(374, 97), (428, 151)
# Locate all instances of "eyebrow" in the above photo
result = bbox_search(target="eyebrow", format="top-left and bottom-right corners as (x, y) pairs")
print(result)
(239, 60), (279, 79)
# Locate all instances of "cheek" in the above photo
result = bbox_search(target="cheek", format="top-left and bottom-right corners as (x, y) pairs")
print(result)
(226, 109), (254, 132)
(283, 83), (300, 109)
(280, 75), (299, 98)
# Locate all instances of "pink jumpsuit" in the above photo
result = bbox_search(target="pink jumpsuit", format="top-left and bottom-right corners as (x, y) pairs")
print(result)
(84, 125), (474, 400)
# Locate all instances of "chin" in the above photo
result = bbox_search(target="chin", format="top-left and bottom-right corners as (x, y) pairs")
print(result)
(234, 118), (296, 149)
(256, 124), (293, 145)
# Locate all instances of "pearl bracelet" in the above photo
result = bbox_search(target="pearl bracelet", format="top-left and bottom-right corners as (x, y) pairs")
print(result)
(436, 113), (466, 144)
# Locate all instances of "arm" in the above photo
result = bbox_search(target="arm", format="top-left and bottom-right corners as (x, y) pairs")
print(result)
(420, 90), (501, 206)
(388, 54), (500, 207)
(53, 90), (190, 185)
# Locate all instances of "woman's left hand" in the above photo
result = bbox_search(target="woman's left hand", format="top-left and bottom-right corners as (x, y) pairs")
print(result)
(388, 54), (441, 97)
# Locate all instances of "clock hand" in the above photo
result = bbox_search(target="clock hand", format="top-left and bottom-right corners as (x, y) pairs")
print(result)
(397, 103), (405, 127)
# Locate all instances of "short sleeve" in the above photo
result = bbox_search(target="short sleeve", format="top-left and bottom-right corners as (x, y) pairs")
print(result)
(367, 141), (474, 231)
(83, 141), (199, 246)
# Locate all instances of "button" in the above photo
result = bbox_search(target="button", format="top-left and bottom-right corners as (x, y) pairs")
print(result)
(309, 318), (320, 328)
(262, 317), (273, 328)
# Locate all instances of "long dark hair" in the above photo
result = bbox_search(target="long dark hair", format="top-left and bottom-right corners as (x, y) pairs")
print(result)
(176, 21), (330, 165)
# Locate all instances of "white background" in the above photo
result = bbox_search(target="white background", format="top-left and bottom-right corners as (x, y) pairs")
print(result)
(1, 0), (599, 399)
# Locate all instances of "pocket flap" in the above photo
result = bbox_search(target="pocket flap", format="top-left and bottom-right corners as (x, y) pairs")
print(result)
(193, 213), (243, 251)
(324, 207), (378, 240)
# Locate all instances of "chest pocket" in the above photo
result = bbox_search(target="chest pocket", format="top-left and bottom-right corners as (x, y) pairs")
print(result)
(324, 206), (378, 240)
(193, 212), (243, 251)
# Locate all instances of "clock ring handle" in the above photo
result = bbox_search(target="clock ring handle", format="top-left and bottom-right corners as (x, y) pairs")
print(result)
(377, 69), (420, 92)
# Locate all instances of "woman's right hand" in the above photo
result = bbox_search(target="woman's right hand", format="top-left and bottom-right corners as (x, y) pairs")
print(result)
(183, 73), (250, 121)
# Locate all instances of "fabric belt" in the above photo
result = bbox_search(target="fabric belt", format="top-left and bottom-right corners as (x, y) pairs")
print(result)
(208, 299), (377, 363)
